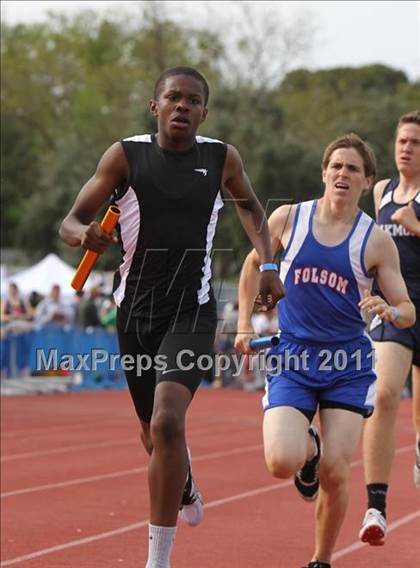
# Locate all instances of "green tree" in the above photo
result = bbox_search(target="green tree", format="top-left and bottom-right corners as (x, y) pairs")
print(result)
(1, 6), (225, 266)
(2, 4), (418, 275)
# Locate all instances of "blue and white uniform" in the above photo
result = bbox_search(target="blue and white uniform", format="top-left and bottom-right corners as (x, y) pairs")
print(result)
(263, 200), (377, 420)
(370, 178), (420, 366)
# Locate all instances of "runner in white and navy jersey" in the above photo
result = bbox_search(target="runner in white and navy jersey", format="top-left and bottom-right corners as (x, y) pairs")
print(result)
(60, 67), (283, 568)
(361, 111), (420, 547)
(235, 133), (415, 568)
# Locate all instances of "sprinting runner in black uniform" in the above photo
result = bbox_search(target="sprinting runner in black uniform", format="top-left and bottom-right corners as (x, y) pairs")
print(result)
(360, 111), (420, 546)
(60, 67), (284, 568)
(113, 133), (228, 422)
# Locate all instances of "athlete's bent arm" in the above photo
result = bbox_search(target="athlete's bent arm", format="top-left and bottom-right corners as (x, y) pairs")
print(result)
(235, 205), (291, 353)
(234, 250), (262, 353)
(372, 179), (389, 220)
(361, 227), (416, 329)
(373, 179), (420, 237)
(59, 142), (128, 252)
(391, 202), (420, 237)
(222, 144), (284, 310)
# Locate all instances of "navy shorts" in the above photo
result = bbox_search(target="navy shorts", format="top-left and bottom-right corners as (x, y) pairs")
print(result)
(262, 334), (377, 421)
(370, 309), (420, 367)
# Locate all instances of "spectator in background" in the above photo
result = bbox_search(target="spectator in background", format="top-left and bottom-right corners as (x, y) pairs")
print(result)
(219, 302), (239, 350)
(248, 307), (279, 390)
(75, 287), (102, 328)
(27, 291), (44, 320)
(72, 290), (85, 326)
(35, 284), (72, 326)
(213, 302), (239, 387)
(100, 294), (117, 329)
(1, 283), (30, 323)
(252, 307), (278, 337)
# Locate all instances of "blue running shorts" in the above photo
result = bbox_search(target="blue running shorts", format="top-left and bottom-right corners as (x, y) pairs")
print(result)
(262, 333), (377, 420)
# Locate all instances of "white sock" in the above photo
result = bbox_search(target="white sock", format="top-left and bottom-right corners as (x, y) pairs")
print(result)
(145, 524), (176, 568)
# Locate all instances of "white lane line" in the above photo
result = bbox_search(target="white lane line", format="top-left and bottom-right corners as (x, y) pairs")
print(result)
(2, 482), (418, 567)
(1, 468), (147, 498)
(0, 421), (130, 439)
(0, 415), (256, 440)
(333, 509), (420, 560)
(1, 444), (415, 566)
(1, 443), (413, 499)
(0, 480), (291, 567)
(348, 444), (412, 469)
(0, 520), (150, 566)
(1, 419), (257, 461)
(1, 445), (263, 498)
(0, 439), (140, 462)
(205, 479), (293, 508)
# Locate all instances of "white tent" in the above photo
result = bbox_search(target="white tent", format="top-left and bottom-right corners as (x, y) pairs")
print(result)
(6, 253), (76, 297)
(1, 265), (9, 296)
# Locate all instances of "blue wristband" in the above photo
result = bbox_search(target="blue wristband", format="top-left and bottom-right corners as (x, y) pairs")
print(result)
(390, 306), (401, 322)
(259, 263), (278, 272)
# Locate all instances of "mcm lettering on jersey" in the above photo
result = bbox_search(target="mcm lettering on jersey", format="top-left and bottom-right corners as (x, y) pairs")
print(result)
(377, 177), (420, 302)
(379, 223), (417, 238)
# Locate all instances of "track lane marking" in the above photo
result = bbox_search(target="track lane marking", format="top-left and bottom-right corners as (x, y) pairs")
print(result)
(1, 445), (414, 566)
(1, 420), (259, 461)
(0, 481), (292, 567)
(0, 439), (140, 462)
(2, 444), (412, 498)
(1, 445), (263, 498)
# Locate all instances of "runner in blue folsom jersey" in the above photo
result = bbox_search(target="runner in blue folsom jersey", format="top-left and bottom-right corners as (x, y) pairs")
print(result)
(360, 111), (420, 546)
(60, 67), (283, 568)
(235, 133), (416, 568)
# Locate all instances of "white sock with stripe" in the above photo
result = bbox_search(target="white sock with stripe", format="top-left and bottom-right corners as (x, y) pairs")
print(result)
(145, 524), (176, 568)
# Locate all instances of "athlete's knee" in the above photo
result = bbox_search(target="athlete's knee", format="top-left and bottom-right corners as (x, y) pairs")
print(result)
(374, 383), (403, 414)
(150, 408), (185, 447)
(265, 450), (304, 479)
(319, 456), (349, 492)
(140, 424), (153, 455)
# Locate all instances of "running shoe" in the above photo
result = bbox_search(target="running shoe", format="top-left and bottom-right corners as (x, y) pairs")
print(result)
(359, 507), (387, 545)
(179, 448), (204, 527)
(295, 425), (321, 501)
(414, 436), (420, 489)
(302, 562), (331, 568)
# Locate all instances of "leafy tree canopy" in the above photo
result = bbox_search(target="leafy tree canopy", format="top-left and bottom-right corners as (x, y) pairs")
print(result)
(2, 4), (419, 273)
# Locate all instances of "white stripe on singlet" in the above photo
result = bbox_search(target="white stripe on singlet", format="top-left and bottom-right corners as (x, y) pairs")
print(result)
(348, 212), (374, 309)
(280, 200), (313, 284)
(197, 191), (224, 304)
(113, 187), (140, 307)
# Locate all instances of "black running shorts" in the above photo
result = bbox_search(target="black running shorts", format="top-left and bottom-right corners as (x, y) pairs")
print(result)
(117, 298), (217, 423)
(369, 302), (420, 367)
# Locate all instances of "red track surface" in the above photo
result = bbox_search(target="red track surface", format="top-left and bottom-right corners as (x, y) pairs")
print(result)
(1, 389), (419, 567)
